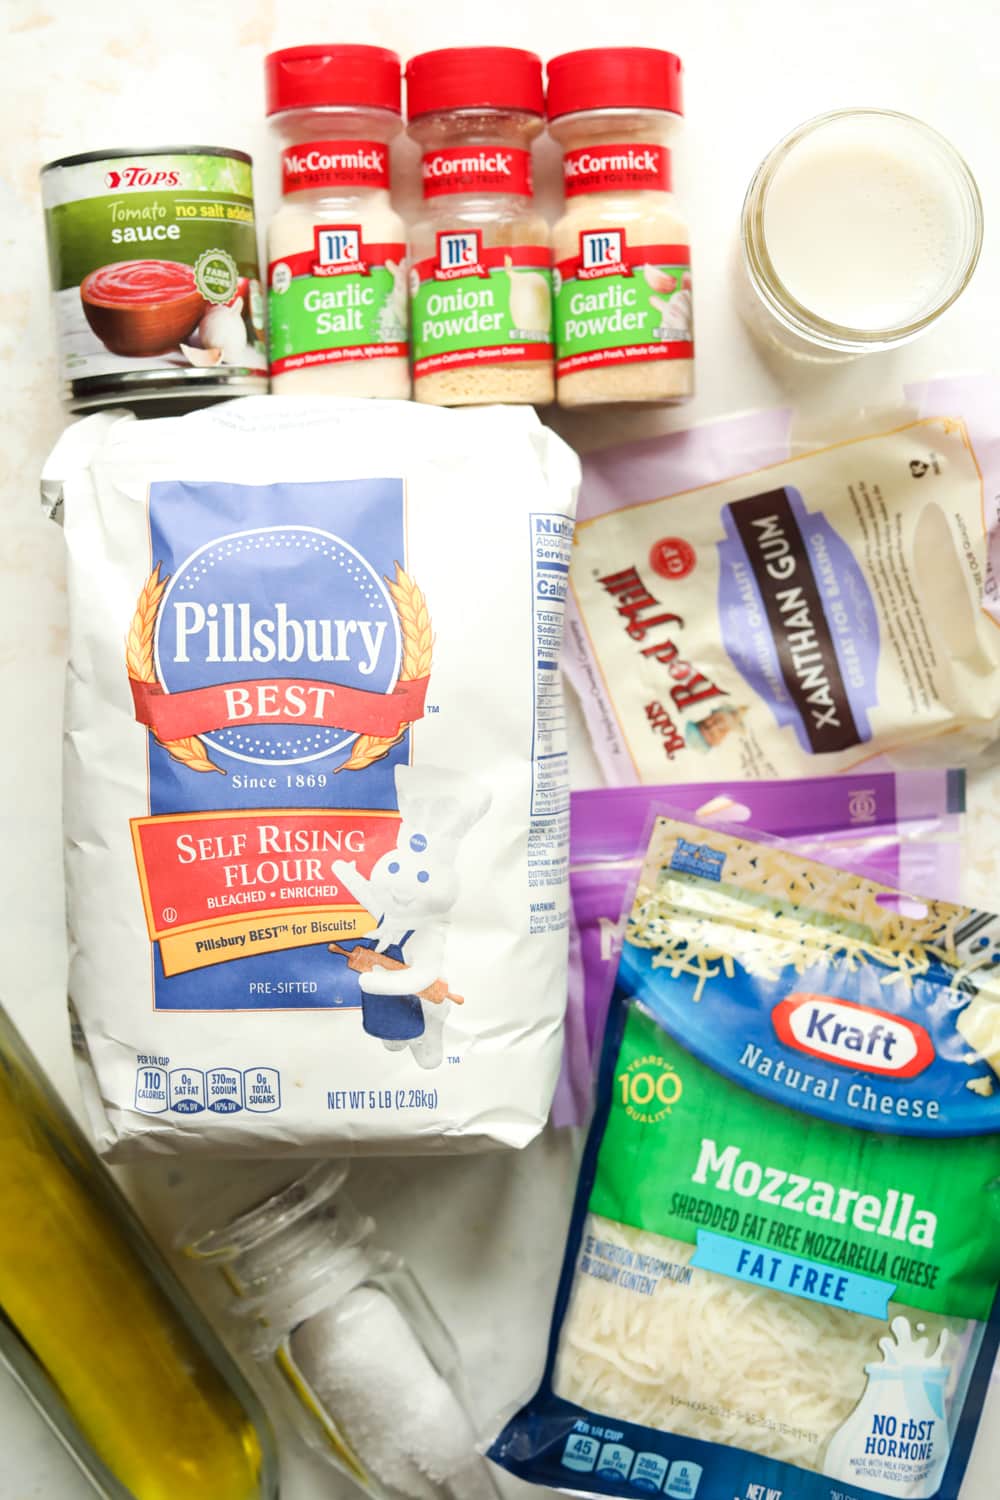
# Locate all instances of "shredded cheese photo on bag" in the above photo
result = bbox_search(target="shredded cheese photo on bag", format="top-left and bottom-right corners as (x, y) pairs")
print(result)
(564, 381), (1000, 782)
(491, 817), (1000, 1500)
(43, 397), (579, 1158)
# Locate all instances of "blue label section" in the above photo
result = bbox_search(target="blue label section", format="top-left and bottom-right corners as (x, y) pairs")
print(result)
(669, 838), (725, 882)
(145, 477), (407, 1014)
(148, 478), (405, 802)
(630, 1453), (668, 1492)
(691, 1229), (895, 1317)
(618, 933), (1000, 1137)
(490, 1324), (1000, 1500)
(717, 484), (880, 753)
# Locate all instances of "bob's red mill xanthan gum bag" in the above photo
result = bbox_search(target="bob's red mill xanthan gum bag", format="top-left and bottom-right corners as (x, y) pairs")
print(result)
(565, 378), (1000, 783)
(43, 398), (579, 1157)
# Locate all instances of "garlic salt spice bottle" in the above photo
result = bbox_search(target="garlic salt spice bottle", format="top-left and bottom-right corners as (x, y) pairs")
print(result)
(405, 48), (554, 405)
(548, 48), (693, 406)
(265, 45), (410, 396)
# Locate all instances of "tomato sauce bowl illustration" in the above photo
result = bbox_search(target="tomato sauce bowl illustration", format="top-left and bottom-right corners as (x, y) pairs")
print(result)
(80, 260), (207, 356)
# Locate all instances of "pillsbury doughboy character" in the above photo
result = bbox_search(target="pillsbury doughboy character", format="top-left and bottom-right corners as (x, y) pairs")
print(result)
(331, 764), (491, 1070)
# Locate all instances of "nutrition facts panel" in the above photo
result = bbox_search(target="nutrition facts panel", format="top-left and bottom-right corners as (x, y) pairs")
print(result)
(529, 512), (573, 819)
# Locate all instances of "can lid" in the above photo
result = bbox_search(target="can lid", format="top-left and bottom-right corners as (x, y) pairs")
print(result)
(265, 44), (402, 116)
(406, 47), (544, 119)
(546, 47), (683, 120)
(41, 145), (253, 173)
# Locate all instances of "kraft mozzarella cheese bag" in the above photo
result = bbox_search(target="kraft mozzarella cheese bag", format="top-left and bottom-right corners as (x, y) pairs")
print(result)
(44, 398), (579, 1158)
(492, 816), (1000, 1500)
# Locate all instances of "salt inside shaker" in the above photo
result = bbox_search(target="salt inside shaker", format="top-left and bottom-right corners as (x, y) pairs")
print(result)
(183, 1163), (498, 1500)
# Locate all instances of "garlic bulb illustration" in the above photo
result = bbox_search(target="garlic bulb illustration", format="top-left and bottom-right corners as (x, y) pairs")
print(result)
(649, 287), (693, 340)
(385, 260), (408, 325)
(182, 298), (249, 366)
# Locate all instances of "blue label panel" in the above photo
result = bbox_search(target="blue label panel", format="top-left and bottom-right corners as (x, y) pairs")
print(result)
(691, 1229), (895, 1318)
(143, 477), (408, 1014)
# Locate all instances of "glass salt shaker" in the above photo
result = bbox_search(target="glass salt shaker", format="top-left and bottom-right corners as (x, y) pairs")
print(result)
(183, 1163), (499, 1500)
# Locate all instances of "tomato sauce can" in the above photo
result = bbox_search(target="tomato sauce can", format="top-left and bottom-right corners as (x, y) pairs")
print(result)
(41, 146), (268, 411)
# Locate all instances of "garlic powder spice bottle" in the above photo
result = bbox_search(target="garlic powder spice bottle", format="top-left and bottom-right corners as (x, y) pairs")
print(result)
(266, 45), (410, 397)
(548, 48), (693, 406)
(405, 48), (554, 406)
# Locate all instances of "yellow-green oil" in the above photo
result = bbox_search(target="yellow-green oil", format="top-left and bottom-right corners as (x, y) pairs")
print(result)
(0, 1017), (274, 1500)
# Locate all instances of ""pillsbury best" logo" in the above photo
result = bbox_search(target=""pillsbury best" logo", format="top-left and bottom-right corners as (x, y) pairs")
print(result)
(127, 525), (431, 775)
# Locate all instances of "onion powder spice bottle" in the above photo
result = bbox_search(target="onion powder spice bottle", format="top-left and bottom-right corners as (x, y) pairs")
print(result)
(405, 47), (554, 406)
(266, 44), (410, 396)
(548, 48), (694, 406)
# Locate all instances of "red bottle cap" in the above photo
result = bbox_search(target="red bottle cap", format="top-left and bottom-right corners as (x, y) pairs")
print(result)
(546, 48), (684, 120)
(406, 47), (545, 119)
(265, 45), (402, 116)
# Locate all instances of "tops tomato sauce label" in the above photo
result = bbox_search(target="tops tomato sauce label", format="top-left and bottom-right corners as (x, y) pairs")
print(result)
(41, 148), (266, 406)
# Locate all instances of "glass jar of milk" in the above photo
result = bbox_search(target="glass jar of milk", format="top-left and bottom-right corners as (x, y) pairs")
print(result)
(737, 109), (982, 361)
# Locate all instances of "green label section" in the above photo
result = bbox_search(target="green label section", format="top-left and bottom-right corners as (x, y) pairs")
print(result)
(412, 267), (552, 363)
(268, 270), (406, 365)
(46, 190), (259, 291)
(590, 1005), (1000, 1320)
(555, 262), (691, 358)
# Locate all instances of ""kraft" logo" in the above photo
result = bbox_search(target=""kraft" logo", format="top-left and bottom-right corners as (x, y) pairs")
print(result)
(771, 994), (935, 1079)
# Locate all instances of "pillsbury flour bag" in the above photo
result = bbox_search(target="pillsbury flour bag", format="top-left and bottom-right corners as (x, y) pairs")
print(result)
(44, 398), (579, 1156)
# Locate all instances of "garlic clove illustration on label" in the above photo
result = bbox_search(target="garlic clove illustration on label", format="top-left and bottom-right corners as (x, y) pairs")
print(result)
(643, 264), (678, 295)
(179, 344), (224, 367)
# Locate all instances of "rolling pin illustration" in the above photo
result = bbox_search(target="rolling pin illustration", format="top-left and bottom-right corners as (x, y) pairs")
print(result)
(328, 941), (464, 1005)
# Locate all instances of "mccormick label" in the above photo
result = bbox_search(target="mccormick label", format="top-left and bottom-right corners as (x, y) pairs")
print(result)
(563, 144), (671, 196)
(421, 147), (533, 198)
(128, 477), (425, 1000)
(554, 236), (692, 376)
(281, 140), (391, 194)
(410, 237), (553, 380)
(268, 226), (408, 375)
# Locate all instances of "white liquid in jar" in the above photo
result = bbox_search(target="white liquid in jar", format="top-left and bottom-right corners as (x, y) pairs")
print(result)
(762, 116), (968, 332)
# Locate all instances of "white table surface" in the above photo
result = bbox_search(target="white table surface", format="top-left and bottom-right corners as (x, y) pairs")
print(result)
(2, 0), (999, 1496)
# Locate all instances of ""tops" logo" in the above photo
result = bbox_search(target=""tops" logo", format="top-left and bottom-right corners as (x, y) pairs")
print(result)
(105, 165), (182, 189)
(772, 994), (935, 1079)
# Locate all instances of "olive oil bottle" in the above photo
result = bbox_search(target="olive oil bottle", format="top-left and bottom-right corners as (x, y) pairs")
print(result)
(0, 1003), (279, 1499)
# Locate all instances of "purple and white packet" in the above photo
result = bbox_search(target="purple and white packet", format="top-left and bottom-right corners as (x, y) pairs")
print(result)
(553, 769), (964, 1126)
